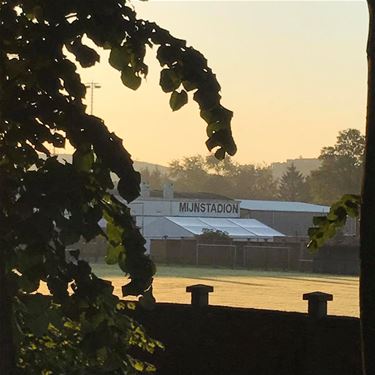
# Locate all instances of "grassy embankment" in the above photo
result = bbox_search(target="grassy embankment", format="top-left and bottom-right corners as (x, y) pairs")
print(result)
(92, 264), (359, 317)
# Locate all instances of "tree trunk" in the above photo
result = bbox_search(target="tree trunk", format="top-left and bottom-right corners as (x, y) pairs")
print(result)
(0, 247), (15, 374)
(361, 2), (375, 374)
(0, 42), (16, 373)
(0, 162), (15, 371)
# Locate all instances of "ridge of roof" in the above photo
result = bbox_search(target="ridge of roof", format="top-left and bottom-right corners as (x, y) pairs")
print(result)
(238, 199), (329, 213)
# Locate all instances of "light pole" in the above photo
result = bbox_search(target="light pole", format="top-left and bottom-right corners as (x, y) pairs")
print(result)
(85, 81), (101, 115)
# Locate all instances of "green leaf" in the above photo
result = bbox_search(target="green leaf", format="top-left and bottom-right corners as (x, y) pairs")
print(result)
(128, 356), (145, 372)
(73, 147), (94, 173)
(145, 363), (157, 372)
(121, 66), (142, 90)
(117, 176), (141, 203)
(69, 41), (100, 68)
(214, 148), (225, 160)
(182, 80), (198, 92)
(18, 275), (40, 293)
(26, 5), (43, 21)
(312, 216), (327, 226)
(96, 347), (108, 362)
(206, 122), (223, 137)
(105, 244), (124, 265)
(61, 228), (81, 246)
(28, 314), (50, 337)
(307, 194), (360, 250)
(160, 69), (180, 93)
(106, 220), (123, 245)
(109, 47), (131, 71)
(156, 45), (180, 66)
(169, 90), (188, 111)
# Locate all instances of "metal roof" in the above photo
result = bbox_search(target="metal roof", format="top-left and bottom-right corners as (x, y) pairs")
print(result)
(165, 217), (284, 239)
(238, 200), (329, 213)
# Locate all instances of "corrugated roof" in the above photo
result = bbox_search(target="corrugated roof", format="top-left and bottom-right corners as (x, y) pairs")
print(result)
(238, 200), (329, 213)
(165, 217), (284, 239)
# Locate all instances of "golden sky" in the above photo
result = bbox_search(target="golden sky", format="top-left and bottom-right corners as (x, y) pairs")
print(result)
(76, 1), (368, 167)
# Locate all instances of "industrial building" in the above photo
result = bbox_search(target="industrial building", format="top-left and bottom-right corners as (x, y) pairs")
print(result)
(87, 183), (359, 274)
(125, 184), (357, 247)
(239, 200), (329, 237)
(127, 183), (283, 250)
(238, 200), (357, 237)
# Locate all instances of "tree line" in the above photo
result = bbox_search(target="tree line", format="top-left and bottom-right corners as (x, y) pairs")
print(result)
(141, 128), (365, 206)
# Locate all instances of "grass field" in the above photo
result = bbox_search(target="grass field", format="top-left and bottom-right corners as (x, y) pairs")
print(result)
(91, 264), (359, 317)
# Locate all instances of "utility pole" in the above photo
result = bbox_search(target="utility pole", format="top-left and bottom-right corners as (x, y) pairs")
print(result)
(85, 81), (101, 115)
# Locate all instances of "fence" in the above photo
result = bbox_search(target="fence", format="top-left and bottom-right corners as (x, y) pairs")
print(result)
(130, 285), (361, 375)
(150, 239), (360, 275)
(151, 239), (309, 271)
(75, 237), (360, 275)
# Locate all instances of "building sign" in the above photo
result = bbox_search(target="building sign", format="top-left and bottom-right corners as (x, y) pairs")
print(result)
(177, 201), (239, 217)
(129, 198), (240, 218)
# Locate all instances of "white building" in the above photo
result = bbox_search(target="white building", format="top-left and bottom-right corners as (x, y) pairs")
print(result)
(125, 183), (284, 250)
(238, 199), (357, 237)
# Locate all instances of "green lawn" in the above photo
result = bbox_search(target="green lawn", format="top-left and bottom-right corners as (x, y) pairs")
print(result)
(91, 263), (359, 317)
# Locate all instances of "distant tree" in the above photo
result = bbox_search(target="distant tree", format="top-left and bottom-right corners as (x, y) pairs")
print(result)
(230, 164), (278, 200)
(149, 167), (163, 190)
(308, 129), (365, 204)
(321, 128), (365, 166)
(197, 228), (230, 241)
(169, 155), (209, 192)
(141, 167), (152, 183)
(169, 155), (278, 199)
(140, 167), (170, 191)
(202, 173), (234, 198)
(278, 163), (309, 202)
(197, 228), (230, 240)
(204, 154), (237, 176)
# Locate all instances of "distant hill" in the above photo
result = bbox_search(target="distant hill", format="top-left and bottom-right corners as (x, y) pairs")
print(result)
(132, 160), (169, 174)
(54, 153), (169, 175)
(271, 158), (321, 179)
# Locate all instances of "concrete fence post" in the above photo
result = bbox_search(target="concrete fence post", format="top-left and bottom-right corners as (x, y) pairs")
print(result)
(303, 291), (334, 375)
(303, 291), (333, 319)
(186, 284), (214, 307)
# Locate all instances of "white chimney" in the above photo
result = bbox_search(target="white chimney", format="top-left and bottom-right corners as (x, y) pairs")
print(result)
(140, 182), (150, 198)
(163, 182), (174, 200)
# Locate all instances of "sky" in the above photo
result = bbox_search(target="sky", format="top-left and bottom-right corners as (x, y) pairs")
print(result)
(77, 1), (368, 167)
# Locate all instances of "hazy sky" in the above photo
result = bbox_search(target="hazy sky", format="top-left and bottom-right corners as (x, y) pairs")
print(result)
(77, 1), (368, 166)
